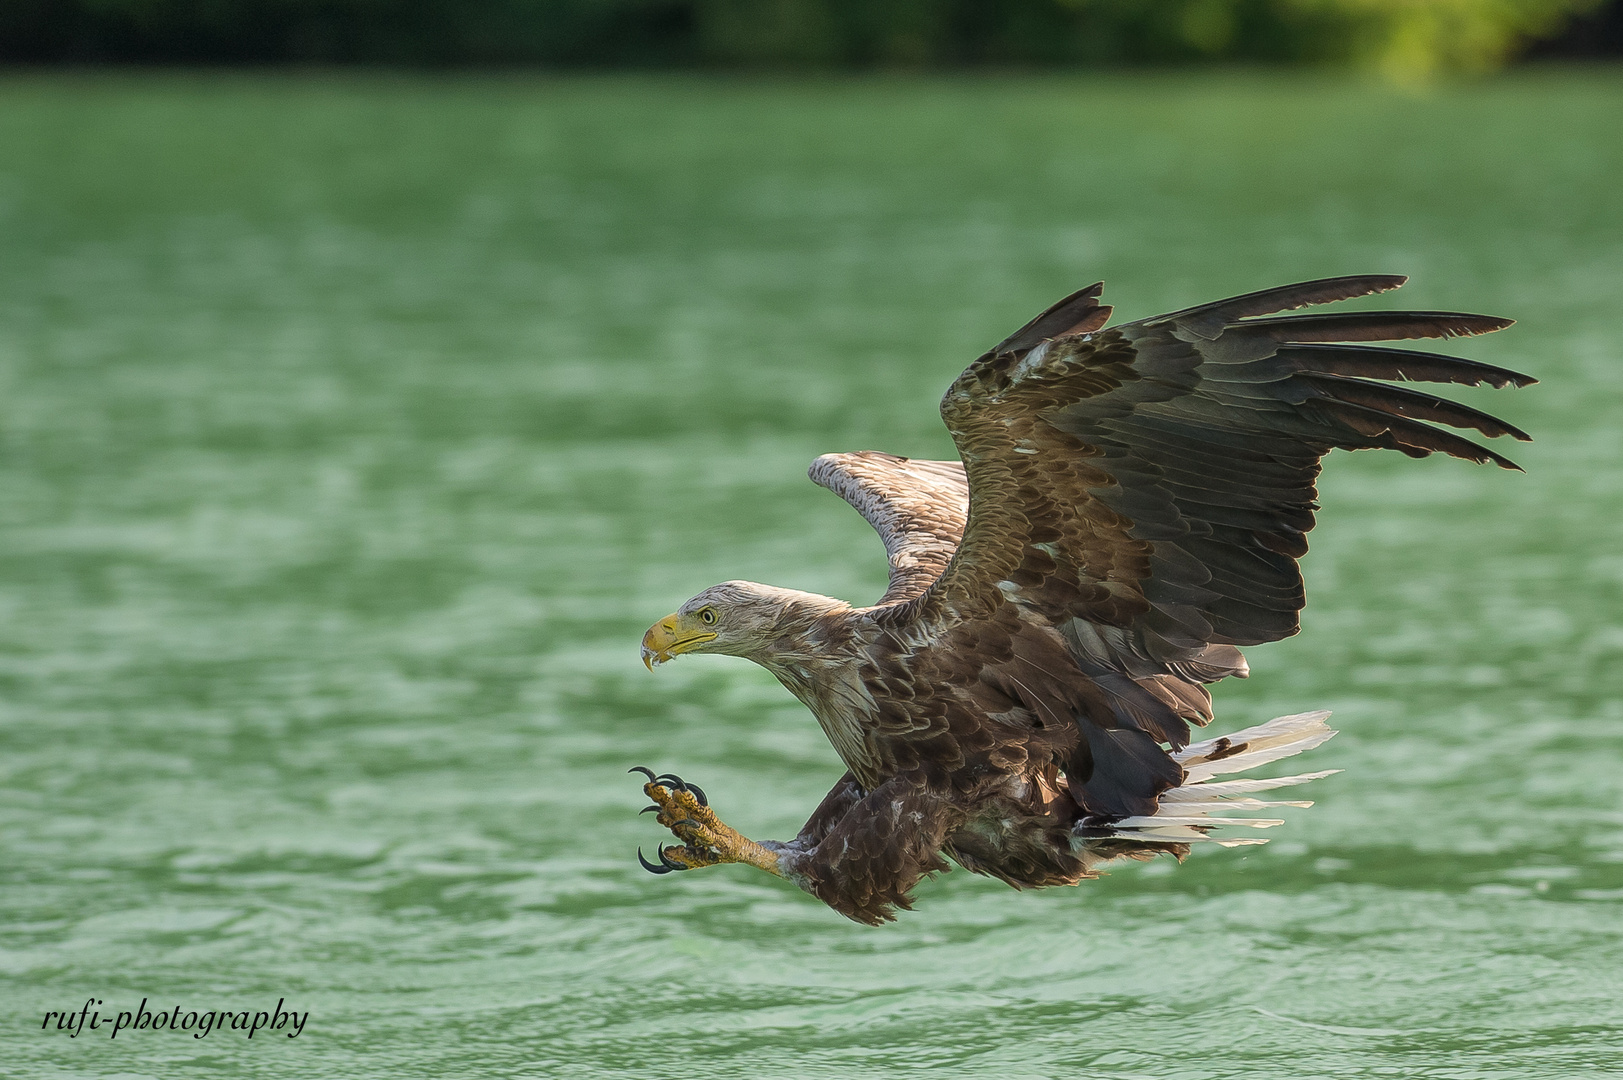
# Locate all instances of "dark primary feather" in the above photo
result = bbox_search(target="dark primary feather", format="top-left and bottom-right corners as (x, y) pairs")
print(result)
(1229, 310), (1514, 344)
(1291, 374), (1530, 440)
(1263, 343), (1535, 389)
(1143, 273), (1409, 335)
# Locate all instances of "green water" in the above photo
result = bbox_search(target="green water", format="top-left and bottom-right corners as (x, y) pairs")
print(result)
(0, 71), (1619, 1078)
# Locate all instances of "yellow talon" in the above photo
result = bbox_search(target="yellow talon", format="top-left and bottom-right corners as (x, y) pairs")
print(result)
(642, 780), (784, 877)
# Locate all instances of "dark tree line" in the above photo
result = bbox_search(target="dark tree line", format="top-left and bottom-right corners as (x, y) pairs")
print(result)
(1, 0), (1616, 70)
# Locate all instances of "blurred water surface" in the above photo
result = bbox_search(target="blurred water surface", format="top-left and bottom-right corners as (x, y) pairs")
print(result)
(0, 72), (1619, 1078)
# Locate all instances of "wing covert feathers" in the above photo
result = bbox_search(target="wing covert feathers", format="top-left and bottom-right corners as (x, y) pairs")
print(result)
(809, 452), (969, 605)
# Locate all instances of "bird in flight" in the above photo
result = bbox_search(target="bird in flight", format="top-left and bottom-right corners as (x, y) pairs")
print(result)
(633, 275), (1531, 925)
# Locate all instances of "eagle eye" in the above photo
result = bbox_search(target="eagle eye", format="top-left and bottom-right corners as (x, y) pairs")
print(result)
(699, 608), (718, 626)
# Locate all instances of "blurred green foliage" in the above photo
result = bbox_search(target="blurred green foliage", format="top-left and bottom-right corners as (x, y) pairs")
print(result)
(1285, 0), (1610, 77)
(0, 0), (1610, 75)
(697, 0), (1606, 76)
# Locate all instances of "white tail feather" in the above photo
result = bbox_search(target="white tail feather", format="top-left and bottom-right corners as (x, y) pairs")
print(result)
(1078, 710), (1339, 855)
(1158, 771), (1340, 799)
(1177, 710), (1338, 782)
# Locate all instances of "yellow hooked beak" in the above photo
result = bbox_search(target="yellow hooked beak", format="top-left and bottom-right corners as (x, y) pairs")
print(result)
(641, 613), (717, 671)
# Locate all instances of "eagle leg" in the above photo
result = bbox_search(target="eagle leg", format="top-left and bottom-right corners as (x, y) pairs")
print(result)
(637, 775), (784, 878)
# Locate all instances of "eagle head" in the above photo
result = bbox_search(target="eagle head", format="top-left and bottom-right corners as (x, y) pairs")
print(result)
(642, 581), (849, 670)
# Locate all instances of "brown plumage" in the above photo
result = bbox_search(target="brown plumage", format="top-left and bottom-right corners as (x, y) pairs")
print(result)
(636, 275), (1532, 925)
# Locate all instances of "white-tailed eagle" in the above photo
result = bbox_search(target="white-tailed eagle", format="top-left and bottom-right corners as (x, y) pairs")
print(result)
(632, 275), (1531, 925)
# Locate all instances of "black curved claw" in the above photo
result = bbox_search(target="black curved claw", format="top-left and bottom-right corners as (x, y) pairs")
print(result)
(685, 782), (708, 806)
(628, 766), (657, 784)
(670, 818), (698, 831)
(639, 804), (661, 815)
(637, 847), (673, 875)
(658, 847), (689, 872)
(654, 773), (687, 792)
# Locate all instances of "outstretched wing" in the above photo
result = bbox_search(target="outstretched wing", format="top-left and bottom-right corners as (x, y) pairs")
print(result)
(929, 275), (1532, 675)
(809, 451), (969, 605)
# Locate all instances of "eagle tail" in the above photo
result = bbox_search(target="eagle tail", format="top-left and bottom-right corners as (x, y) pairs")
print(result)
(1077, 710), (1339, 851)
